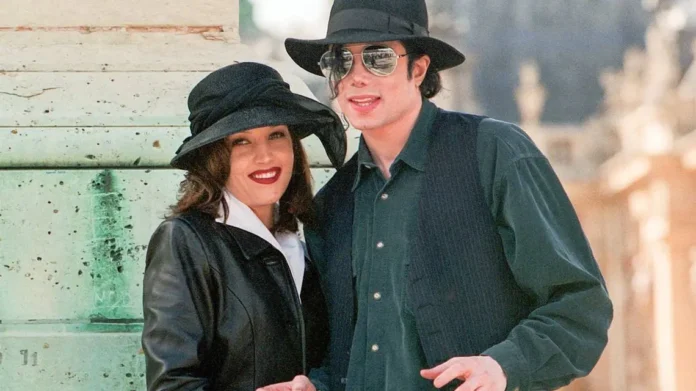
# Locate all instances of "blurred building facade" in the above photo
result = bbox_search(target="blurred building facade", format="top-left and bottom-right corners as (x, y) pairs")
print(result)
(512, 1), (696, 390)
(441, 0), (649, 124)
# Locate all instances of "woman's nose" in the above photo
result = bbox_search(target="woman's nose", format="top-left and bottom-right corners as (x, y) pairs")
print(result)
(253, 141), (273, 163)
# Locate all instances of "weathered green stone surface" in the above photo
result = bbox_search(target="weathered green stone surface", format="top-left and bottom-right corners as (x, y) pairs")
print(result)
(0, 167), (335, 389)
(1, 323), (145, 390)
(1, 127), (356, 168)
(0, 169), (179, 321)
(0, 168), (335, 321)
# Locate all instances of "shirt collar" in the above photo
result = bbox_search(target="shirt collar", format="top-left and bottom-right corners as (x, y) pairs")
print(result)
(352, 137), (378, 191)
(351, 100), (437, 191)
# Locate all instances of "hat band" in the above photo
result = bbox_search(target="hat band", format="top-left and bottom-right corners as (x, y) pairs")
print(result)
(180, 78), (294, 154)
(327, 9), (429, 37)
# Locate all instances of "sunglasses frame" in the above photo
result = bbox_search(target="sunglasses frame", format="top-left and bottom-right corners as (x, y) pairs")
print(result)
(318, 45), (410, 81)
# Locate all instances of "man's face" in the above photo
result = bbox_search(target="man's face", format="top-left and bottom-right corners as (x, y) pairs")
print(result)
(333, 41), (429, 133)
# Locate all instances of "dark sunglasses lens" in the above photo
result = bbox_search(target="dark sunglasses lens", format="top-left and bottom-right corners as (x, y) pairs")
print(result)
(319, 50), (353, 80)
(362, 47), (398, 76)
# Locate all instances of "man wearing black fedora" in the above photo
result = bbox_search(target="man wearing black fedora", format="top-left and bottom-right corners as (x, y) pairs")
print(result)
(262, 1), (613, 390)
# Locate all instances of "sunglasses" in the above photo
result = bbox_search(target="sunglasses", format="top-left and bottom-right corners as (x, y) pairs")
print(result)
(318, 45), (410, 80)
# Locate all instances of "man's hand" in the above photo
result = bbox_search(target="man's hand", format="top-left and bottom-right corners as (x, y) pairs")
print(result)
(420, 356), (507, 391)
(256, 375), (316, 391)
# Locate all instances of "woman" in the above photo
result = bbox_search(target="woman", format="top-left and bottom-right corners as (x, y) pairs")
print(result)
(141, 62), (346, 391)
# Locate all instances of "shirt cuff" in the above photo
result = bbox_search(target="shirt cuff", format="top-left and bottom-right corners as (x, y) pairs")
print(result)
(483, 340), (530, 391)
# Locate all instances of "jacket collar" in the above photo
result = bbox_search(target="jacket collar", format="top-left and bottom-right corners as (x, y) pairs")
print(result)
(213, 190), (278, 261)
(225, 225), (276, 261)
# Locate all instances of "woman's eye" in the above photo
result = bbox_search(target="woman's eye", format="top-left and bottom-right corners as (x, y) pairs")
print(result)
(269, 131), (288, 140)
(230, 138), (249, 146)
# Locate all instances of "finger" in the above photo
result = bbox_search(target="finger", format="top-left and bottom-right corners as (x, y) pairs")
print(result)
(453, 374), (486, 391)
(421, 359), (457, 379)
(454, 384), (483, 391)
(291, 380), (306, 391)
(433, 363), (473, 389)
(291, 375), (313, 391)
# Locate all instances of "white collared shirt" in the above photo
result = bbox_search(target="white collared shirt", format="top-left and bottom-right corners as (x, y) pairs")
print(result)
(216, 190), (305, 295)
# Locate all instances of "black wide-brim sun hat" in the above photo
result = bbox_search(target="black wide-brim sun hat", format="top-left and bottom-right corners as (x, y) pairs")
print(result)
(171, 62), (347, 170)
(285, 0), (465, 77)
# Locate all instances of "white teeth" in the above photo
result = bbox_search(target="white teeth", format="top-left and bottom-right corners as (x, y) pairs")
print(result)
(352, 98), (375, 107)
(352, 98), (376, 104)
(253, 171), (277, 179)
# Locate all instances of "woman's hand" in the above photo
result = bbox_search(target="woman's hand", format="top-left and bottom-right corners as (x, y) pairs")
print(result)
(256, 375), (316, 391)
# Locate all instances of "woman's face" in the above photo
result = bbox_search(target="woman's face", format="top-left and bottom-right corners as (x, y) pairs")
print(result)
(225, 125), (294, 215)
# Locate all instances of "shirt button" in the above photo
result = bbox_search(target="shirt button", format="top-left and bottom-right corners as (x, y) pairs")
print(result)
(376, 241), (384, 249)
(380, 193), (389, 200)
(373, 292), (382, 300)
(371, 344), (379, 352)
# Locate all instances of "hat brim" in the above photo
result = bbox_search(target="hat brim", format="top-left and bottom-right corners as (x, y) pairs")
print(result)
(285, 30), (465, 77)
(171, 96), (344, 169)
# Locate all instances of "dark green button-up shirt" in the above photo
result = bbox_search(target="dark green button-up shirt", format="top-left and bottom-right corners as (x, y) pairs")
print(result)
(338, 100), (609, 391)
(346, 101), (436, 391)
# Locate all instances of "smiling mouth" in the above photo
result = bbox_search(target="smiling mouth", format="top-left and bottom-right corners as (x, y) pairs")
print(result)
(350, 97), (380, 107)
(249, 168), (281, 184)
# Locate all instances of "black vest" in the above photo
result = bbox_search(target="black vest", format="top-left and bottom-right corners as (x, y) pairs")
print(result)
(310, 109), (533, 391)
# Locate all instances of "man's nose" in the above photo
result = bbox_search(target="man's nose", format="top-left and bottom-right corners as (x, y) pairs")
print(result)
(347, 55), (371, 85)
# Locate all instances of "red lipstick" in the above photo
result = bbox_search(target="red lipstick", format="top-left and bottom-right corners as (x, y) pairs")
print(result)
(248, 168), (281, 184)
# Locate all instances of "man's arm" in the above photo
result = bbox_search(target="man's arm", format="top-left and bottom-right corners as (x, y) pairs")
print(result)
(422, 120), (613, 391)
(483, 150), (613, 390)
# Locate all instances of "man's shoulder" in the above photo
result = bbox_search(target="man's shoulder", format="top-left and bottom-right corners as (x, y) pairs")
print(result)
(431, 106), (543, 159)
(474, 117), (545, 160)
(433, 107), (487, 129)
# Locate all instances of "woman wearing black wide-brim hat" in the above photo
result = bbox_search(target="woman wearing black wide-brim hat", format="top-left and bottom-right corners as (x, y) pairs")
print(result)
(141, 62), (345, 391)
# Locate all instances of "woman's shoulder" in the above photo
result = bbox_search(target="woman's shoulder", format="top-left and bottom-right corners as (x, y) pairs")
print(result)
(149, 210), (218, 246)
(162, 210), (216, 231)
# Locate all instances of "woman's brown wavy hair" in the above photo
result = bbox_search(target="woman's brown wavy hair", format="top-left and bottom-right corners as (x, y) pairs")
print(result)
(169, 130), (315, 233)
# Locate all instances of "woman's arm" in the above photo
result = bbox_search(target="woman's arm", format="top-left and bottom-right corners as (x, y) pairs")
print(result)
(142, 219), (215, 391)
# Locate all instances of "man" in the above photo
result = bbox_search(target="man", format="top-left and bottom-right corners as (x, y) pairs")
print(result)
(261, 0), (612, 390)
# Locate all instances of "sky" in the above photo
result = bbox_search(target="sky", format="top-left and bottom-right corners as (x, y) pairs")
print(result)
(249, 0), (331, 39)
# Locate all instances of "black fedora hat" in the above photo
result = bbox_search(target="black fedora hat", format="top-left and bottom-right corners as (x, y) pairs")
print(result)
(285, 0), (465, 77)
(171, 62), (347, 170)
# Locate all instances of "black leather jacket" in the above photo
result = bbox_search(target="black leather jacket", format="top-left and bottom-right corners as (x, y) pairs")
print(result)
(142, 211), (329, 391)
